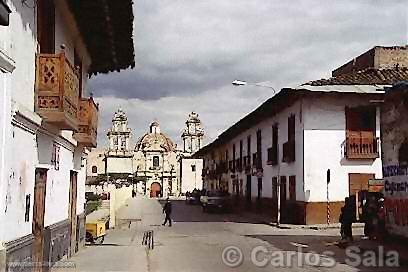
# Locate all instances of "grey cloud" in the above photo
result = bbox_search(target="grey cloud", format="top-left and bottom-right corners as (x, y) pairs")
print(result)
(92, 0), (407, 147)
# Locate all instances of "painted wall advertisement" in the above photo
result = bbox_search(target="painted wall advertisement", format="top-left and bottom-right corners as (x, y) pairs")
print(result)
(383, 165), (408, 237)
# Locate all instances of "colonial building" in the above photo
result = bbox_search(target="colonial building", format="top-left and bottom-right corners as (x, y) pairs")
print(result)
(87, 111), (205, 197)
(195, 46), (408, 225)
(0, 0), (134, 270)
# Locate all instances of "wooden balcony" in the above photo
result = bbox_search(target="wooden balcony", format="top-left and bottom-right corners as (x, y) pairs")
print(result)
(35, 52), (80, 130)
(344, 135), (379, 159)
(74, 98), (99, 147)
(282, 140), (295, 163)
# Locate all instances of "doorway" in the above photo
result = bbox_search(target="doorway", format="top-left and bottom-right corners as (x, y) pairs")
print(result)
(68, 171), (78, 257)
(33, 168), (48, 272)
(246, 175), (251, 204)
(280, 176), (287, 222)
(150, 182), (161, 198)
(349, 173), (375, 221)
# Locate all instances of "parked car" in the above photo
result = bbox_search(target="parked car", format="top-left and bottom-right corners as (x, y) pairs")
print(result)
(201, 191), (231, 213)
(185, 190), (201, 205)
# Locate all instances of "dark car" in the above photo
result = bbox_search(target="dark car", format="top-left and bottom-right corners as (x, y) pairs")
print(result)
(185, 190), (201, 205)
(200, 191), (231, 212)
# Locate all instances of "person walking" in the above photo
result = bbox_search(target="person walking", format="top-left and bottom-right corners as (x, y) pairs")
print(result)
(162, 198), (172, 227)
(340, 197), (354, 242)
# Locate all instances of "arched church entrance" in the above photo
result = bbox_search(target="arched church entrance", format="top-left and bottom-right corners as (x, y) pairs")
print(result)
(150, 182), (161, 198)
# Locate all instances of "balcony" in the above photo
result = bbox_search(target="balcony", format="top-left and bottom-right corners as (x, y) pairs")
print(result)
(267, 146), (278, 165)
(343, 135), (379, 160)
(35, 52), (80, 130)
(73, 98), (98, 147)
(282, 140), (295, 163)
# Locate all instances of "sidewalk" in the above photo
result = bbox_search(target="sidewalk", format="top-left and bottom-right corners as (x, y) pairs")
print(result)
(238, 210), (364, 230)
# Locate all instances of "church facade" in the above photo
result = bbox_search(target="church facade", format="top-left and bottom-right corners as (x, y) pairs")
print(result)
(87, 110), (204, 198)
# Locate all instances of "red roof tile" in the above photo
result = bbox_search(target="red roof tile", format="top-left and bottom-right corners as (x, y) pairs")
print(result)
(305, 68), (408, 86)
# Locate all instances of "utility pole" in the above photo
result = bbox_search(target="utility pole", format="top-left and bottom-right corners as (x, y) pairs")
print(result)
(327, 169), (331, 225)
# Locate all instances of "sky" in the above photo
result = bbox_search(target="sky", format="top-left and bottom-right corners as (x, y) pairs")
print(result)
(90, 0), (408, 149)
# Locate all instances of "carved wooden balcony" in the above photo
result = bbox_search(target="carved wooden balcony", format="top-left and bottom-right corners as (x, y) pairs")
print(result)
(35, 52), (80, 130)
(343, 134), (379, 160)
(74, 97), (98, 147)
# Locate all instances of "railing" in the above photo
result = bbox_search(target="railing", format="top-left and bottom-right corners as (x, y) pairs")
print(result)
(343, 136), (379, 159)
(35, 52), (80, 130)
(282, 140), (295, 163)
(74, 97), (98, 147)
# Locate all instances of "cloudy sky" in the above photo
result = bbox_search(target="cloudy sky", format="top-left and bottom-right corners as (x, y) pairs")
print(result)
(90, 0), (407, 148)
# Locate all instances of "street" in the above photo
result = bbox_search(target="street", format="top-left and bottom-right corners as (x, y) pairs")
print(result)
(58, 198), (408, 272)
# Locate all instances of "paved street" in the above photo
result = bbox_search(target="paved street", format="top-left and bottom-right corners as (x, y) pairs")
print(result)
(60, 198), (408, 272)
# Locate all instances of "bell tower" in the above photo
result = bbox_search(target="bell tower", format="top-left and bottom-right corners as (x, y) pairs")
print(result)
(107, 108), (131, 153)
(181, 112), (204, 154)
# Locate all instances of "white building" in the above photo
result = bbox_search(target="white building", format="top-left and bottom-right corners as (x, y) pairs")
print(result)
(196, 46), (408, 224)
(0, 0), (134, 269)
(87, 111), (205, 197)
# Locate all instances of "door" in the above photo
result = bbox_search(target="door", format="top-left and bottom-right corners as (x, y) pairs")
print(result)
(246, 175), (251, 204)
(272, 177), (278, 221)
(68, 171), (78, 257)
(150, 182), (161, 198)
(280, 176), (287, 221)
(33, 168), (47, 272)
(349, 173), (375, 221)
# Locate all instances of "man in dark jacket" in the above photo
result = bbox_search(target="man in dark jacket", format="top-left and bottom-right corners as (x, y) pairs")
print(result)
(162, 198), (172, 227)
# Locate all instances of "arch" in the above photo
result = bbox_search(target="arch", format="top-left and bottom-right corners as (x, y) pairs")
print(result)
(150, 182), (161, 198)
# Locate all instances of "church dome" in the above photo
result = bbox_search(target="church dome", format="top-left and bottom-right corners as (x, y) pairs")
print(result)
(135, 122), (176, 152)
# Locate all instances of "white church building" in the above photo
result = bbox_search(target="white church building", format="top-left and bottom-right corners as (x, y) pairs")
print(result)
(87, 111), (205, 197)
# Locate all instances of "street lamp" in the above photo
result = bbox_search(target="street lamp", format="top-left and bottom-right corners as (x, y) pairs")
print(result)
(233, 79), (281, 225)
(232, 79), (277, 94)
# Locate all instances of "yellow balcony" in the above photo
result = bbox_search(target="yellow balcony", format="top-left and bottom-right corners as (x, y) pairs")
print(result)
(35, 52), (79, 130)
(74, 98), (98, 147)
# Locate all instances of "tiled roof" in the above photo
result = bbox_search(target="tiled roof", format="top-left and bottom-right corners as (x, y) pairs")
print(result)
(305, 68), (408, 86)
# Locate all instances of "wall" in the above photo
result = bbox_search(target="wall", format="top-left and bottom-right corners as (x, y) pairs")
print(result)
(381, 83), (408, 238)
(106, 157), (133, 174)
(86, 149), (106, 176)
(303, 94), (383, 203)
(181, 158), (203, 193)
(1, 119), (37, 242)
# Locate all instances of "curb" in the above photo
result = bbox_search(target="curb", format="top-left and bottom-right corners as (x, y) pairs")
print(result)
(262, 222), (365, 230)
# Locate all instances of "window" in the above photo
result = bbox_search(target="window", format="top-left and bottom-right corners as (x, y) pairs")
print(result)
(232, 144), (236, 172)
(25, 194), (30, 222)
(268, 124), (279, 165)
(256, 130), (262, 168)
(153, 156), (160, 167)
(38, 0), (55, 53)
(399, 139), (408, 166)
(191, 165), (196, 172)
(51, 143), (60, 170)
(288, 115), (295, 141)
(289, 176), (296, 201)
(121, 140), (126, 150)
(92, 166), (97, 173)
(247, 135), (251, 156)
(0, 0), (11, 26)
